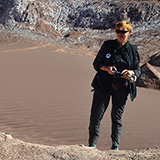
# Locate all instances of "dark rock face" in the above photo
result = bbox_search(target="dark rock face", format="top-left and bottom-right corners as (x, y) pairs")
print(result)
(136, 52), (160, 89)
(137, 63), (160, 89)
(149, 53), (160, 66)
(0, 0), (160, 89)
(0, 0), (159, 35)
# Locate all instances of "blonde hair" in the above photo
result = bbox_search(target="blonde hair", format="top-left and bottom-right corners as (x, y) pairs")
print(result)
(115, 21), (133, 33)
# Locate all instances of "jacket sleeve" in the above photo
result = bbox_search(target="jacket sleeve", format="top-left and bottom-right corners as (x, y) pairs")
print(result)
(133, 46), (141, 78)
(93, 42), (107, 71)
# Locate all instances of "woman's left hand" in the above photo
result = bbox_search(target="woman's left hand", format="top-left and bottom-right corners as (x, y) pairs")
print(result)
(121, 69), (135, 78)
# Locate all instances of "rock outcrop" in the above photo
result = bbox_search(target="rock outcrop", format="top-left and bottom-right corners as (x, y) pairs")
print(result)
(0, 132), (160, 160)
(0, 0), (159, 49)
(0, 0), (160, 89)
(136, 52), (160, 89)
(137, 63), (160, 89)
(149, 52), (160, 66)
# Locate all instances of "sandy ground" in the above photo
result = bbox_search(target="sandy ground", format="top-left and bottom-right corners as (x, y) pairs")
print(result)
(1, 132), (160, 160)
(0, 41), (160, 151)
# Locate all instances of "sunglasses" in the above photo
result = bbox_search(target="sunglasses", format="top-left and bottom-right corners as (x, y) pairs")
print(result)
(115, 30), (129, 34)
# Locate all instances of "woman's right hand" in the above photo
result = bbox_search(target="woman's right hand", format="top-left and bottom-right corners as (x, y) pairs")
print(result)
(100, 66), (117, 75)
(107, 66), (117, 75)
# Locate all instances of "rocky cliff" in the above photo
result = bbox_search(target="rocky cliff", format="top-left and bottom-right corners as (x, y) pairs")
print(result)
(0, 0), (160, 88)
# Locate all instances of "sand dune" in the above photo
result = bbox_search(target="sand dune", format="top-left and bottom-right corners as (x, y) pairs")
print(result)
(0, 42), (159, 151)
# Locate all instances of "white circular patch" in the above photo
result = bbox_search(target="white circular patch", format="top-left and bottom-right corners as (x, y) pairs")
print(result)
(106, 53), (111, 59)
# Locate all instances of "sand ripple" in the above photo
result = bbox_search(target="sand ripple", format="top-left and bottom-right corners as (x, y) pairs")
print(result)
(0, 42), (159, 150)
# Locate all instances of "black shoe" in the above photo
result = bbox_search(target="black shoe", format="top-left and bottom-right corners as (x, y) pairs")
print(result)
(111, 146), (119, 150)
(89, 144), (96, 148)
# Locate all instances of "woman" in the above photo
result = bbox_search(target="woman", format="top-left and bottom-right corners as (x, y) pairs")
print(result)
(88, 21), (141, 150)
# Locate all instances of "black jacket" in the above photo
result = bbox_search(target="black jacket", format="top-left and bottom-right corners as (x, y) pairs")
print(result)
(91, 39), (141, 101)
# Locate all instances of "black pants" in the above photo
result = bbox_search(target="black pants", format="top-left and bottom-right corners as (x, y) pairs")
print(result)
(89, 87), (129, 147)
